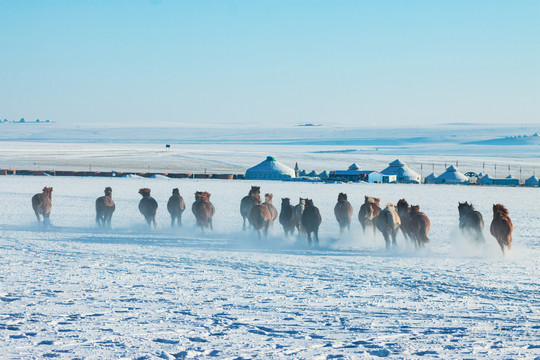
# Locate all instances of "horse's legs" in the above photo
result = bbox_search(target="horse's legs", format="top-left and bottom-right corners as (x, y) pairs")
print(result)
(392, 231), (397, 247)
(178, 214), (182, 226)
(383, 232), (390, 248)
(314, 229), (319, 245)
(307, 232), (312, 246)
(242, 216), (246, 231)
(171, 216), (175, 228)
(35, 211), (41, 223)
(209, 218), (213, 231)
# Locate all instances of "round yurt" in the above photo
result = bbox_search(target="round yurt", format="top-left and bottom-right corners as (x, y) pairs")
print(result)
(245, 156), (296, 180)
(479, 174), (494, 185)
(435, 165), (469, 185)
(524, 175), (539, 187)
(380, 159), (421, 184)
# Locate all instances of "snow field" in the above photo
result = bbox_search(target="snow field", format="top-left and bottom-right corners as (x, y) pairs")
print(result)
(0, 175), (539, 359)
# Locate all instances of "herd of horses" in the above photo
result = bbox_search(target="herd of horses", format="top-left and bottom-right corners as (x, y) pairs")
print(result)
(31, 185), (514, 253)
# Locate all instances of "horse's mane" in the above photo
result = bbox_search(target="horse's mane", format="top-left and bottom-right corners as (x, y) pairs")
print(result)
(397, 199), (409, 209)
(139, 188), (151, 196)
(305, 199), (314, 207)
(338, 193), (347, 201)
(493, 203), (508, 215)
(459, 202), (475, 211)
(365, 196), (380, 204)
(265, 193), (273, 202)
(385, 203), (395, 210)
(104, 187), (112, 196)
(249, 186), (260, 196)
(172, 188), (180, 195)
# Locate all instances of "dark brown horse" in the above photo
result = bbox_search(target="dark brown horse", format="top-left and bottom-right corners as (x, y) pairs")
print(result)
(263, 193), (278, 223)
(96, 186), (115, 227)
(193, 191), (215, 231)
(279, 198), (296, 237)
(334, 193), (353, 233)
(240, 186), (260, 230)
(32, 187), (53, 224)
(294, 198), (306, 235)
(358, 196), (381, 236)
(138, 188), (158, 228)
(490, 204), (513, 254)
(377, 203), (401, 248)
(248, 194), (272, 238)
(408, 205), (430, 248)
(301, 199), (322, 246)
(167, 188), (186, 227)
(396, 199), (412, 241)
(458, 202), (485, 243)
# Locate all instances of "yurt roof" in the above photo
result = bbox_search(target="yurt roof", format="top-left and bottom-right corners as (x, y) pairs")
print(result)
(389, 159), (407, 167)
(246, 156), (295, 175)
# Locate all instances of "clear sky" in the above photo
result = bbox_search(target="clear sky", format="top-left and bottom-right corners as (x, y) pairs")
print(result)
(0, 0), (539, 126)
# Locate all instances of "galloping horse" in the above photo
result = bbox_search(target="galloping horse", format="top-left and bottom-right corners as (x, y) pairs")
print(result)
(193, 191), (215, 231)
(377, 203), (401, 248)
(32, 187), (53, 224)
(240, 186), (260, 230)
(263, 193), (278, 222)
(301, 199), (322, 246)
(248, 194), (272, 239)
(96, 187), (115, 227)
(408, 205), (430, 248)
(490, 204), (513, 254)
(358, 196), (381, 236)
(294, 198), (306, 235)
(458, 202), (485, 243)
(138, 188), (158, 228)
(167, 188), (186, 227)
(334, 193), (353, 233)
(279, 198), (296, 237)
(396, 199), (412, 241)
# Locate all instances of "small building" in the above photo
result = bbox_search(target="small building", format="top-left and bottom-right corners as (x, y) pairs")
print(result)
(329, 163), (395, 183)
(380, 159), (421, 184)
(435, 165), (469, 185)
(318, 170), (329, 180)
(245, 156), (296, 180)
(424, 173), (436, 184)
(493, 175), (520, 186)
(524, 175), (539, 187)
(479, 174), (495, 185)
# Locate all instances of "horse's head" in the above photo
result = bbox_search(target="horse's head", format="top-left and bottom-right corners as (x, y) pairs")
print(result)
(195, 191), (203, 200)
(397, 199), (409, 210)
(281, 198), (290, 206)
(458, 202), (473, 216)
(265, 193), (273, 203)
(373, 197), (381, 205)
(139, 188), (151, 197)
(253, 194), (262, 204)
(493, 204), (508, 215)
(249, 186), (260, 196)
(172, 188), (180, 196)
(409, 205), (420, 214)
(42, 187), (53, 198)
(104, 187), (112, 196)
(338, 193), (347, 201)
(203, 192), (211, 200)
(298, 198), (306, 206)
(305, 199), (314, 207)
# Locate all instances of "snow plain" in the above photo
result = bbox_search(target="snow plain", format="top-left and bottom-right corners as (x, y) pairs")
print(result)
(0, 174), (539, 359)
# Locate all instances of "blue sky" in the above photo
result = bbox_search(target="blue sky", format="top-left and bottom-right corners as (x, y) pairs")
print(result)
(0, 1), (539, 126)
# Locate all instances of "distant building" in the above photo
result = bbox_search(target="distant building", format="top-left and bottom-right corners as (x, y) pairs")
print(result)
(424, 173), (436, 184)
(245, 156), (296, 180)
(329, 163), (396, 183)
(435, 165), (469, 185)
(524, 175), (539, 187)
(380, 159), (421, 184)
(479, 174), (520, 186)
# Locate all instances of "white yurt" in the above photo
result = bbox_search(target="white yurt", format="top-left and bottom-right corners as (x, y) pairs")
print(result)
(435, 165), (469, 185)
(245, 156), (296, 180)
(380, 159), (421, 184)
(479, 174), (494, 185)
(524, 175), (539, 187)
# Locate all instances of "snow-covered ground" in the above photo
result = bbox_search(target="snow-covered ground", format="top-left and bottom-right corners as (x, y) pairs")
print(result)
(1, 175), (538, 359)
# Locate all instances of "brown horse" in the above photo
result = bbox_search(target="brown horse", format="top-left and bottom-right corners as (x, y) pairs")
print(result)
(167, 188), (186, 227)
(193, 191), (215, 231)
(490, 204), (513, 254)
(396, 199), (412, 241)
(408, 205), (430, 248)
(138, 188), (158, 228)
(279, 198), (296, 237)
(32, 187), (53, 224)
(294, 198), (306, 235)
(263, 193), (278, 222)
(301, 199), (322, 246)
(240, 186), (260, 230)
(334, 193), (353, 233)
(96, 187), (115, 227)
(377, 203), (401, 248)
(358, 196), (381, 236)
(458, 202), (485, 243)
(248, 194), (272, 238)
